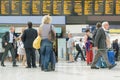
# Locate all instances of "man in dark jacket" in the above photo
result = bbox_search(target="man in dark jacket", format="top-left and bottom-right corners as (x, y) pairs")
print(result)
(91, 22), (117, 69)
(1, 26), (18, 67)
(113, 39), (119, 61)
(21, 22), (37, 68)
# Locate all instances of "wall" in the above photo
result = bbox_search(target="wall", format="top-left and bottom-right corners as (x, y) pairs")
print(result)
(0, 16), (65, 24)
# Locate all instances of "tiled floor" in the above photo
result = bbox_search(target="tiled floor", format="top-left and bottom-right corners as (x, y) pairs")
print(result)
(0, 61), (120, 80)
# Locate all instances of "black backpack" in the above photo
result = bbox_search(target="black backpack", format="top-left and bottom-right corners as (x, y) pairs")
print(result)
(76, 44), (81, 51)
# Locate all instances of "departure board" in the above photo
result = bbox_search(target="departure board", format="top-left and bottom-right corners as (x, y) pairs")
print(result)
(116, 0), (120, 15)
(0, 0), (119, 16)
(105, 0), (114, 15)
(94, 0), (104, 15)
(63, 0), (73, 15)
(74, 0), (82, 15)
(1, 0), (10, 15)
(84, 0), (93, 15)
(42, 0), (51, 15)
(22, 0), (31, 15)
(32, 0), (41, 15)
(53, 0), (62, 15)
(11, 0), (20, 15)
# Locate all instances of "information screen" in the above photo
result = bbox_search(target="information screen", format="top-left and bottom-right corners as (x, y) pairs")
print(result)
(63, 0), (73, 15)
(105, 0), (114, 15)
(74, 0), (82, 15)
(116, 0), (120, 15)
(1, 0), (10, 15)
(42, 0), (51, 15)
(22, 0), (31, 15)
(0, 0), (119, 16)
(32, 0), (41, 15)
(84, 0), (93, 15)
(53, 0), (62, 15)
(94, 0), (104, 15)
(11, 0), (20, 15)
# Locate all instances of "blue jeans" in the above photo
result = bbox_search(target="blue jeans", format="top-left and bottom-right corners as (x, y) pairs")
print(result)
(40, 39), (53, 70)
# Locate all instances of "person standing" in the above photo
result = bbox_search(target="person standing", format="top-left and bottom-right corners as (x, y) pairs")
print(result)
(17, 27), (26, 66)
(21, 22), (37, 68)
(1, 26), (18, 67)
(39, 15), (56, 71)
(113, 39), (119, 61)
(84, 29), (93, 65)
(91, 22), (117, 69)
(67, 33), (75, 62)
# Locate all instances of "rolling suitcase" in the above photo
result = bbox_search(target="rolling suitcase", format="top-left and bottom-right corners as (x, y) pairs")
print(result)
(107, 50), (115, 65)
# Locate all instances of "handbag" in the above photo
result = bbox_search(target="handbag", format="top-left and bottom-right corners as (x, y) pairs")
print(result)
(48, 25), (56, 42)
(33, 35), (41, 49)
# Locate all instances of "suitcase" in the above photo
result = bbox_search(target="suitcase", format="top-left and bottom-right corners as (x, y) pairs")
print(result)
(108, 50), (115, 65)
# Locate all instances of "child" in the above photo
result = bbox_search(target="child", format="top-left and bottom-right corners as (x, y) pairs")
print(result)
(17, 28), (26, 66)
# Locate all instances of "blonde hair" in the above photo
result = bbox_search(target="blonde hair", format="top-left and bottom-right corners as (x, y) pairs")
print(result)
(42, 15), (52, 24)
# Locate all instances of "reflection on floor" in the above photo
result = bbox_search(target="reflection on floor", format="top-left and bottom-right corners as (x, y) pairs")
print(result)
(0, 61), (120, 80)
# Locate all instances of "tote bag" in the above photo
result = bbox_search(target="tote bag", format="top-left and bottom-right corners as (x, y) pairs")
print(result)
(33, 36), (41, 49)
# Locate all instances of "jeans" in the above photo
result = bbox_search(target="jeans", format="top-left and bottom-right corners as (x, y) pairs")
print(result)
(40, 39), (53, 70)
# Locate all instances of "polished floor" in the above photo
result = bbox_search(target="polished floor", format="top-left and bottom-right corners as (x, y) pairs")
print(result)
(0, 61), (120, 80)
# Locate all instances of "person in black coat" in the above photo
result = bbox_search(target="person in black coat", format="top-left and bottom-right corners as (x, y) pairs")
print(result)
(1, 26), (18, 67)
(21, 22), (37, 68)
(113, 39), (119, 61)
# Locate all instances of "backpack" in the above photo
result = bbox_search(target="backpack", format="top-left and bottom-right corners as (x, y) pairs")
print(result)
(76, 44), (81, 51)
